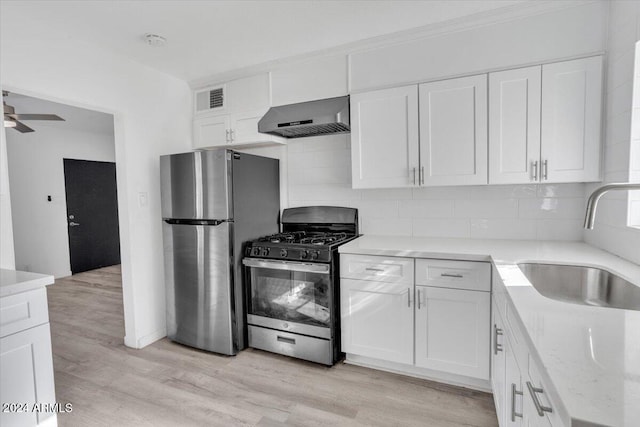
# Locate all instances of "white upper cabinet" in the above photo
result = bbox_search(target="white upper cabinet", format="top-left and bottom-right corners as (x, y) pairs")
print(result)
(419, 74), (488, 186)
(193, 73), (284, 149)
(489, 66), (542, 184)
(541, 56), (603, 183)
(350, 85), (420, 188)
(489, 56), (602, 184)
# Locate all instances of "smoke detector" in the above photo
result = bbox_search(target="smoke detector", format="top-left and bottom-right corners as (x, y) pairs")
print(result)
(144, 34), (167, 47)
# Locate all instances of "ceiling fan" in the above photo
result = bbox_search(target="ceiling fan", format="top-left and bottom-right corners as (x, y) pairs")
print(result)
(3, 91), (65, 133)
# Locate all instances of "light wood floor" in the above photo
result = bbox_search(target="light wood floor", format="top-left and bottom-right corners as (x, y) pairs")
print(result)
(48, 265), (498, 427)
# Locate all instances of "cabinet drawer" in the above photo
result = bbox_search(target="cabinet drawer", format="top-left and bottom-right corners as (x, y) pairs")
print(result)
(340, 254), (414, 284)
(0, 288), (49, 338)
(415, 259), (490, 291)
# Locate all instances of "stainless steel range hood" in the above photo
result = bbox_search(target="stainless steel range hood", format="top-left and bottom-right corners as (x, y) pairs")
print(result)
(258, 96), (350, 139)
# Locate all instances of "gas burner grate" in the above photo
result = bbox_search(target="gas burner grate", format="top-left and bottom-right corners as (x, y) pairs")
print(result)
(259, 231), (307, 243)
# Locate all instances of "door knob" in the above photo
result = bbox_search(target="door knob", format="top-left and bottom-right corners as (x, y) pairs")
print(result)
(69, 221), (80, 227)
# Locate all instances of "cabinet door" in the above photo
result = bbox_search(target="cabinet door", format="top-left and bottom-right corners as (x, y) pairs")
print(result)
(541, 56), (602, 183)
(492, 303), (507, 427)
(0, 323), (56, 427)
(350, 85), (420, 189)
(227, 73), (271, 112)
(419, 75), (488, 186)
(229, 109), (285, 146)
(505, 337), (524, 427)
(193, 115), (230, 148)
(489, 66), (542, 184)
(341, 278), (413, 364)
(415, 286), (490, 379)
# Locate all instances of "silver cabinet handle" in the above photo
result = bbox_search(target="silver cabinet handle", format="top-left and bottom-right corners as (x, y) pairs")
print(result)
(417, 288), (421, 310)
(407, 288), (411, 308)
(225, 129), (230, 142)
(420, 166), (425, 185)
(494, 324), (503, 355)
(532, 160), (538, 181)
(441, 273), (463, 278)
(365, 267), (384, 272)
(230, 129), (235, 142)
(511, 383), (523, 421)
(412, 167), (416, 185)
(542, 159), (548, 180)
(526, 381), (553, 416)
(69, 221), (80, 227)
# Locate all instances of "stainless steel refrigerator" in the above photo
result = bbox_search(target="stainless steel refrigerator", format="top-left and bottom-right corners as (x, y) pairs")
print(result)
(160, 149), (279, 355)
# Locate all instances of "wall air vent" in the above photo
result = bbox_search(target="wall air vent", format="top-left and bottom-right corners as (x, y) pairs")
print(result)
(195, 85), (225, 113)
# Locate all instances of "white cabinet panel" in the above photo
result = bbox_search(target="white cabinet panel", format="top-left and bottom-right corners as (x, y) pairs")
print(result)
(506, 337), (524, 427)
(272, 55), (347, 106)
(341, 279), (413, 364)
(489, 66), (542, 184)
(419, 74), (488, 186)
(492, 302), (508, 427)
(340, 254), (414, 284)
(0, 288), (49, 338)
(0, 323), (57, 427)
(415, 286), (490, 379)
(541, 56), (602, 183)
(193, 115), (230, 148)
(415, 259), (491, 291)
(227, 73), (271, 112)
(350, 85), (420, 188)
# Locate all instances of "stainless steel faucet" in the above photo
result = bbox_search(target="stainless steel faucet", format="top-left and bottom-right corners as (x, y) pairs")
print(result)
(584, 183), (640, 229)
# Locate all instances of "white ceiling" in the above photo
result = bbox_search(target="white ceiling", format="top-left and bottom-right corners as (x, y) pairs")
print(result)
(4, 92), (115, 135)
(0, 0), (530, 83)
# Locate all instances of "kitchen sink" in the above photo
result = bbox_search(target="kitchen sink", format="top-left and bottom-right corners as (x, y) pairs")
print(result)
(517, 263), (640, 311)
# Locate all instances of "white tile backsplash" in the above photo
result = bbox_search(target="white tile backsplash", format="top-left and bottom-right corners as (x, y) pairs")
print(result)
(287, 137), (586, 241)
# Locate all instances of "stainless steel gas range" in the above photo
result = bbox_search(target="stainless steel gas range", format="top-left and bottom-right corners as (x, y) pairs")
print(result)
(242, 206), (358, 365)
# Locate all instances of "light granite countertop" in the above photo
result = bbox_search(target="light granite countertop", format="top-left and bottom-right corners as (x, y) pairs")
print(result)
(339, 236), (640, 427)
(0, 268), (55, 298)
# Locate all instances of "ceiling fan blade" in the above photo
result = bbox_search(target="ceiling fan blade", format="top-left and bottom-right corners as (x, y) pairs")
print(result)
(10, 114), (64, 121)
(13, 120), (35, 133)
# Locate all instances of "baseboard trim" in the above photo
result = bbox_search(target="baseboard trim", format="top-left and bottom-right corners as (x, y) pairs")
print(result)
(124, 328), (166, 349)
(345, 354), (492, 393)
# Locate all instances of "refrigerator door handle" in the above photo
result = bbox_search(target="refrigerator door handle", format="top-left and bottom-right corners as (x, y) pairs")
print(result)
(164, 218), (231, 226)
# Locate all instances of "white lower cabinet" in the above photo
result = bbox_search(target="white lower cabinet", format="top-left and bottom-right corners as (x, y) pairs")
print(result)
(340, 254), (491, 388)
(340, 278), (413, 364)
(415, 286), (490, 379)
(492, 274), (563, 427)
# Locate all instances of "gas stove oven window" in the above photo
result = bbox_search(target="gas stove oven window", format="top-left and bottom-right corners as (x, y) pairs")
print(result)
(242, 206), (358, 366)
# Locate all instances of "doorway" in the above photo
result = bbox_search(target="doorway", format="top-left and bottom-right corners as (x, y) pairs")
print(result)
(63, 158), (120, 274)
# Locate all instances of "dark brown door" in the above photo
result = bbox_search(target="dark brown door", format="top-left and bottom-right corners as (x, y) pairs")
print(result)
(63, 159), (120, 274)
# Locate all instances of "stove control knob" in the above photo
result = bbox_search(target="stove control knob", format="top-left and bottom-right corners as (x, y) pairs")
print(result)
(252, 247), (261, 256)
(280, 249), (288, 257)
(261, 248), (270, 256)
(300, 250), (309, 259)
(310, 251), (319, 260)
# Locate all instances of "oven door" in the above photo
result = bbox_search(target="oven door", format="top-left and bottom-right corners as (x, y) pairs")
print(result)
(243, 258), (332, 339)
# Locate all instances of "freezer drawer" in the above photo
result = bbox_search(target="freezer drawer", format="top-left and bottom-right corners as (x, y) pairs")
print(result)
(163, 221), (236, 354)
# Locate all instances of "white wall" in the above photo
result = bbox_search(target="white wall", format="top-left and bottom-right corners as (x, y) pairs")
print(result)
(1, 15), (192, 348)
(584, 1), (640, 264)
(6, 124), (115, 278)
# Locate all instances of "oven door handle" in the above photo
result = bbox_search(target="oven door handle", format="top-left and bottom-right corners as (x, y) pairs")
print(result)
(242, 258), (330, 274)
